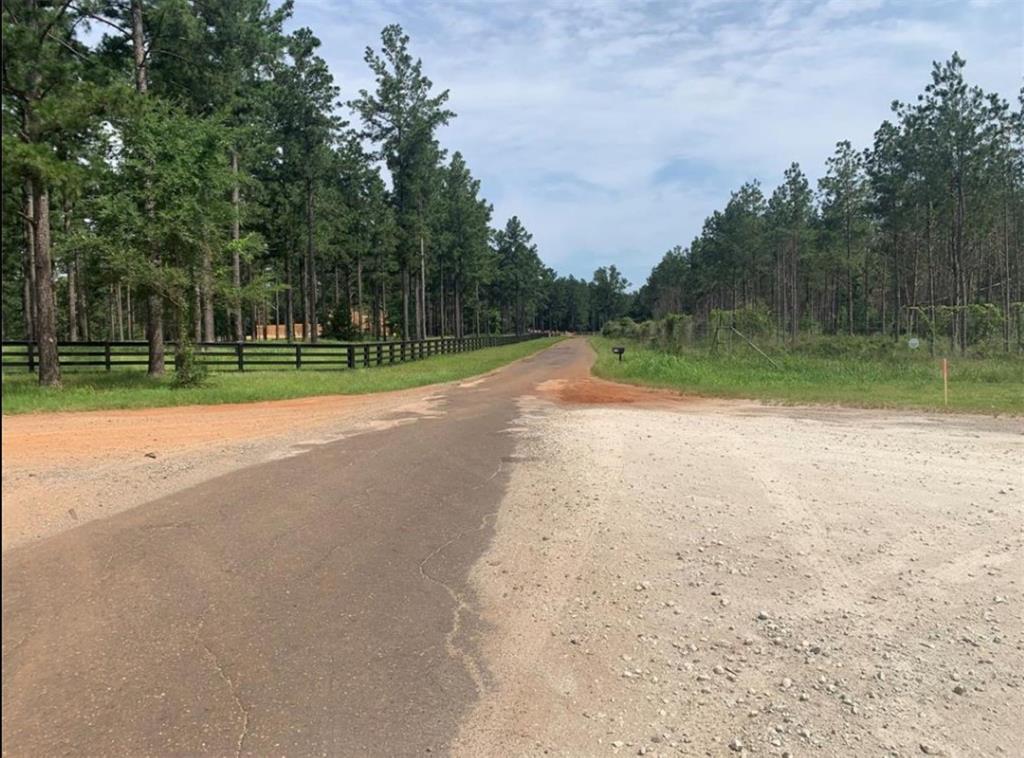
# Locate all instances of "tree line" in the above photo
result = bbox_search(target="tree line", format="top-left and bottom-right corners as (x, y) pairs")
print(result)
(633, 54), (1022, 353)
(3, 2), (564, 386)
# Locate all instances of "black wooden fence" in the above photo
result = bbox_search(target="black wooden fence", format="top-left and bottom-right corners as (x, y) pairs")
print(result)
(1, 333), (544, 373)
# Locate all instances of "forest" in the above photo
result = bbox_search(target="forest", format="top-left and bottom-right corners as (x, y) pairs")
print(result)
(630, 54), (1023, 355)
(4, 1), (1020, 393)
(4, 1), (595, 387)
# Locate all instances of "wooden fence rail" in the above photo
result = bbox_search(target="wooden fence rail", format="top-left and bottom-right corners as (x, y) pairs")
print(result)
(1, 334), (543, 373)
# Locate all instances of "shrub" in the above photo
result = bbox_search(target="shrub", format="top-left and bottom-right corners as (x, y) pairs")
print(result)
(172, 343), (208, 388)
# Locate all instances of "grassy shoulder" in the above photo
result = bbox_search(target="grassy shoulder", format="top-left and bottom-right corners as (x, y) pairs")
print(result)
(590, 336), (1024, 415)
(2, 336), (564, 415)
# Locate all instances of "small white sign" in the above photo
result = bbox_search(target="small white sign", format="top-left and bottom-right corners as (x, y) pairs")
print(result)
(908, 337), (920, 350)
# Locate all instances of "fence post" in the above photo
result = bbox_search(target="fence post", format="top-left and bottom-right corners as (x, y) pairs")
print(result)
(295, 345), (302, 369)
(236, 342), (244, 371)
(105, 342), (112, 371)
(363, 344), (370, 367)
(347, 344), (355, 369)
(27, 342), (36, 373)
(390, 343), (396, 364)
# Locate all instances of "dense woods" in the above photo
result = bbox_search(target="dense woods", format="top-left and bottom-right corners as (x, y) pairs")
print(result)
(2, 2), (560, 386)
(632, 54), (1023, 354)
(5, 1), (1019, 394)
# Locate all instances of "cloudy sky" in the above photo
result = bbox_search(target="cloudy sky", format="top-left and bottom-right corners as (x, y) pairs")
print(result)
(290, 0), (1022, 286)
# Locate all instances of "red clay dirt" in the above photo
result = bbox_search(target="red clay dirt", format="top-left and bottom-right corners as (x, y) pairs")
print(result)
(537, 375), (714, 408)
(1, 391), (416, 467)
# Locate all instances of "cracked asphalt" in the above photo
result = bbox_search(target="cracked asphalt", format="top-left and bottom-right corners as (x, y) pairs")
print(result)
(1, 338), (590, 756)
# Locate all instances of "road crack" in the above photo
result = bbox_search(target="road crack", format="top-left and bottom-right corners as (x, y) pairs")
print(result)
(417, 460), (504, 695)
(195, 618), (250, 757)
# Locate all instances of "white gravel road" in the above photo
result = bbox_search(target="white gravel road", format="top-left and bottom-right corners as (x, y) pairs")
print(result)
(455, 397), (1023, 757)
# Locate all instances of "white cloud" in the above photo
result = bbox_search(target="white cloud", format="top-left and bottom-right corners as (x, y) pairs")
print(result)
(293, 0), (1023, 285)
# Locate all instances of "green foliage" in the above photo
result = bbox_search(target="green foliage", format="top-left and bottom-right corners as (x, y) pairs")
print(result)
(327, 303), (361, 341)
(710, 305), (775, 339)
(591, 337), (1024, 415)
(589, 265), (632, 328)
(2, 338), (564, 414)
(965, 304), (1004, 345)
(627, 54), (1021, 354)
(493, 216), (544, 334)
(171, 343), (209, 388)
(3, 3), (565, 378)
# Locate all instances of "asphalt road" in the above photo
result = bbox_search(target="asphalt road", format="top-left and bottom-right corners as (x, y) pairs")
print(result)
(2, 338), (589, 756)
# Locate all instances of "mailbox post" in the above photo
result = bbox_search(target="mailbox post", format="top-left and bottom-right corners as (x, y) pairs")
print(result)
(612, 346), (626, 362)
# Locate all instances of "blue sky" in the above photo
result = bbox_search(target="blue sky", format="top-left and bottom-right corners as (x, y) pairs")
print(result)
(290, 0), (1022, 286)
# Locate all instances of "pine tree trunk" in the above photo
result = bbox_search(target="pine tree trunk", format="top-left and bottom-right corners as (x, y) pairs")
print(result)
(1004, 190), (1012, 352)
(108, 285), (116, 340)
(880, 248), (887, 339)
(863, 247), (871, 334)
(355, 257), (363, 334)
(22, 184), (36, 342)
(419, 235), (427, 339)
(305, 177), (318, 343)
(31, 182), (60, 386)
(413, 270), (421, 339)
(439, 268), (445, 337)
(285, 253), (294, 342)
(927, 207), (935, 354)
(301, 257), (310, 343)
(131, 0), (164, 375)
(64, 198), (78, 341)
(400, 266), (410, 341)
(846, 213), (854, 335)
(116, 284), (125, 341)
(202, 246), (215, 342)
(381, 275), (388, 339)
(68, 258), (78, 341)
(894, 243), (902, 341)
(146, 289), (164, 373)
(130, 0), (148, 95)
(790, 237), (799, 339)
(455, 282), (462, 339)
(193, 283), (202, 343)
(231, 149), (243, 342)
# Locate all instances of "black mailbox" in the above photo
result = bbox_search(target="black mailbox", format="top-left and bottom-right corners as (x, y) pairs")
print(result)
(612, 346), (626, 361)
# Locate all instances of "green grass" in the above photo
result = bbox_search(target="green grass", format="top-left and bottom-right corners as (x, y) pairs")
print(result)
(1, 337), (564, 415)
(590, 336), (1024, 414)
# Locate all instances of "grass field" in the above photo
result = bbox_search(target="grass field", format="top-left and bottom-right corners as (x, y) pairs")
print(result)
(1, 336), (563, 415)
(590, 336), (1024, 414)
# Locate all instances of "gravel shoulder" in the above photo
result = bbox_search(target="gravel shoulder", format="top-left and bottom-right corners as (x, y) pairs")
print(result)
(454, 384), (1024, 757)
